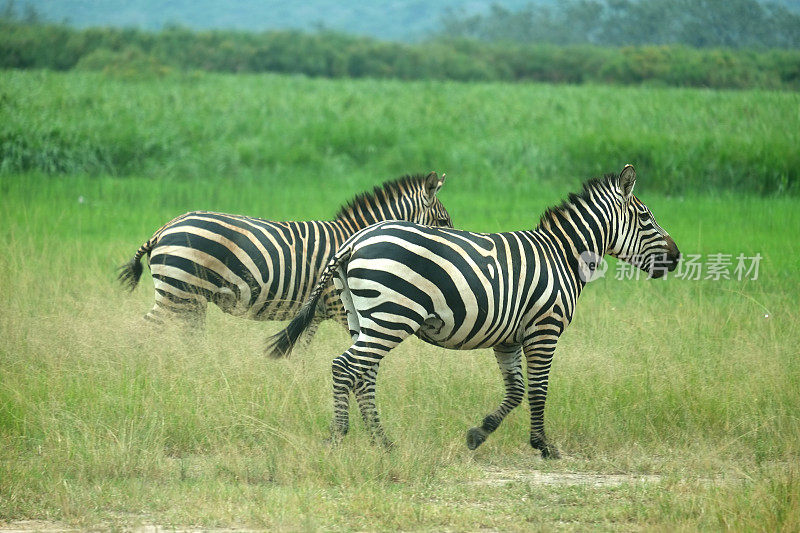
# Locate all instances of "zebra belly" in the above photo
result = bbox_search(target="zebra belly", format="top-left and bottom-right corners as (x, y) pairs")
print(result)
(415, 319), (513, 350)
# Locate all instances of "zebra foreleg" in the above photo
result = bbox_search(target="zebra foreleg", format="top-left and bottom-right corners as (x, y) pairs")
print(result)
(467, 344), (524, 450)
(524, 335), (560, 459)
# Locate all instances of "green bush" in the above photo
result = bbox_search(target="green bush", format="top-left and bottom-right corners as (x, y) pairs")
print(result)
(75, 46), (171, 78)
(1, 19), (800, 90)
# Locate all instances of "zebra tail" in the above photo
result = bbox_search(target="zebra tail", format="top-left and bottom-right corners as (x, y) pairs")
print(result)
(266, 243), (354, 359)
(117, 240), (153, 292)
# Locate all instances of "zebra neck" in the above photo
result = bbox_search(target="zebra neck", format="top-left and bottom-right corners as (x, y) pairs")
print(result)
(331, 215), (378, 236)
(540, 208), (610, 285)
(334, 196), (398, 233)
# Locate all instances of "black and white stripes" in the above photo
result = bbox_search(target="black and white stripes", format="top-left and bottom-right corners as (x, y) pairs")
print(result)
(118, 172), (451, 339)
(268, 165), (680, 456)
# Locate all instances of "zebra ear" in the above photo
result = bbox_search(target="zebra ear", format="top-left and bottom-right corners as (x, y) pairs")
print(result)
(424, 171), (444, 200)
(619, 164), (636, 198)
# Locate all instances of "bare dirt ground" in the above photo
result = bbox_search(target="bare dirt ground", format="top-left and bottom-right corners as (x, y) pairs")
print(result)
(0, 522), (77, 533)
(0, 523), (259, 533)
(476, 466), (664, 487)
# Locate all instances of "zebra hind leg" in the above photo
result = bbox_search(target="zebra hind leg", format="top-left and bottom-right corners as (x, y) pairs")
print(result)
(145, 289), (208, 334)
(295, 314), (323, 351)
(294, 288), (338, 350)
(330, 349), (359, 443)
(175, 302), (207, 333)
(354, 364), (393, 448)
(328, 272), (361, 444)
(467, 344), (525, 450)
(328, 270), (408, 446)
(332, 269), (358, 342)
(330, 333), (408, 446)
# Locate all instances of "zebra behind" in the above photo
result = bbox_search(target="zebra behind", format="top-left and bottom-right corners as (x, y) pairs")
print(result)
(268, 165), (680, 457)
(118, 172), (451, 338)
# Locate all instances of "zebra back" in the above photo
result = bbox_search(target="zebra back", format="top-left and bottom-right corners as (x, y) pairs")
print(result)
(334, 172), (450, 232)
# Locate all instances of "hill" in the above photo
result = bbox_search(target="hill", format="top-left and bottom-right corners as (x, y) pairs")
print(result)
(12, 0), (548, 41)
(20, 0), (800, 42)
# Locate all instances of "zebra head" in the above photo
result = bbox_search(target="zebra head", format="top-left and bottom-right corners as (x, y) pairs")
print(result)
(417, 171), (452, 227)
(607, 165), (680, 278)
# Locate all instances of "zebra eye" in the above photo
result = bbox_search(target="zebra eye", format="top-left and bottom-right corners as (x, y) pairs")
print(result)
(638, 212), (650, 223)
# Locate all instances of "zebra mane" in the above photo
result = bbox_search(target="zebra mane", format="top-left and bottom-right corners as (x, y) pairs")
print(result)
(335, 174), (426, 220)
(536, 173), (618, 230)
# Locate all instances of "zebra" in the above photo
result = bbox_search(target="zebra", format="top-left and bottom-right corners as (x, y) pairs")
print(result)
(267, 165), (680, 457)
(118, 172), (452, 340)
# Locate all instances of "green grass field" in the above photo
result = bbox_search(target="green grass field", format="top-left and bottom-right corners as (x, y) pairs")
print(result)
(1, 71), (799, 530)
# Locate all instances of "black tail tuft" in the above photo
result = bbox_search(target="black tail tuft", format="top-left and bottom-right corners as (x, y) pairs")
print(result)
(117, 257), (144, 292)
(118, 240), (153, 292)
(266, 298), (319, 358)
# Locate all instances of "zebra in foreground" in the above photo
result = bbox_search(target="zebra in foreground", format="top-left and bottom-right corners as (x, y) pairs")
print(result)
(118, 172), (451, 339)
(268, 165), (680, 457)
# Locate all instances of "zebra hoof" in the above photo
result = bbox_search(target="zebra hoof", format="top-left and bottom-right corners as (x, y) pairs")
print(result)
(325, 428), (347, 447)
(539, 444), (561, 460)
(543, 447), (560, 459)
(466, 427), (488, 450)
(369, 432), (395, 450)
(531, 436), (560, 459)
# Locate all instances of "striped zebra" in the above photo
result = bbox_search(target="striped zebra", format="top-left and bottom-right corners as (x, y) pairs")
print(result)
(118, 172), (451, 339)
(268, 165), (680, 457)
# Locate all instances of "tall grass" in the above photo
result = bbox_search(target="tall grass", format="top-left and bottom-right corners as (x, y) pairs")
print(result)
(1, 70), (799, 194)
